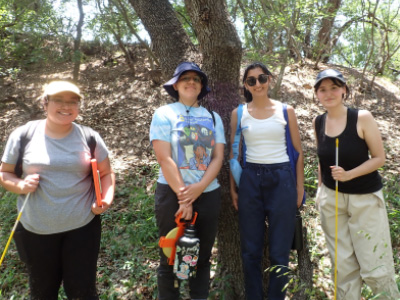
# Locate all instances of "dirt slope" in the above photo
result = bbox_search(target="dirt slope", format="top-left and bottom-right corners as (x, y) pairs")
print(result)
(1, 56), (399, 176)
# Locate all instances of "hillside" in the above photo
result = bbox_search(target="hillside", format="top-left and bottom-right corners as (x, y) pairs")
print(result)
(2, 52), (399, 176)
(0, 49), (399, 299)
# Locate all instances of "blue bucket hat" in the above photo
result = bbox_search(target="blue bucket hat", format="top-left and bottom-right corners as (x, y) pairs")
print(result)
(314, 69), (346, 87)
(163, 62), (210, 100)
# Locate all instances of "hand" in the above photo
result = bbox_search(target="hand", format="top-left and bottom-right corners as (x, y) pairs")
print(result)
(231, 189), (239, 211)
(19, 173), (40, 194)
(175, 204), (193, 220)
(91, 198), (112, 215)
(177, 183), (204, 206)
(330, 166), (352, 182)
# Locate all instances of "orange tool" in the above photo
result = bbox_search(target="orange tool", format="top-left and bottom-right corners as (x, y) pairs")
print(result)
(91, 159), (103, 207)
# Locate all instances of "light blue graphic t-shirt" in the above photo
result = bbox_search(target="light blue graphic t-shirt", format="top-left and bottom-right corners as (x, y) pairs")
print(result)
(150, 102), (225, 192)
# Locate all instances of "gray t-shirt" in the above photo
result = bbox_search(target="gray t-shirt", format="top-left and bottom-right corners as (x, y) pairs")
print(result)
(1, 120), (109, 234)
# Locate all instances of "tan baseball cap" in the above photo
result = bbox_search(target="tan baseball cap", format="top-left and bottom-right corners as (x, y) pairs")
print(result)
(43, 81), (82, 98)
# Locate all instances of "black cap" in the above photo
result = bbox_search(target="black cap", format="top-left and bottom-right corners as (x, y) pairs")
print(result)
(314, 69), (346, 87)
(163, 62), (210, 100)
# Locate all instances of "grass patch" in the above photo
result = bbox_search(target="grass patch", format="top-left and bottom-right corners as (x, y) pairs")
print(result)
(0, 165), (399, 299)
(96, 175), (159, 299)
(0, 191), (30, 298)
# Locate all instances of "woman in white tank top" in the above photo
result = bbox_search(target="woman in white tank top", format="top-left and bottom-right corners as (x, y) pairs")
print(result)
(229, 62), (304, 300)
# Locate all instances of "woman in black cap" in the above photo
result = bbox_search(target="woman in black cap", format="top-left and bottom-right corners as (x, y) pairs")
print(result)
(313, 69), (400, 299)
(150, 62), (225, 300)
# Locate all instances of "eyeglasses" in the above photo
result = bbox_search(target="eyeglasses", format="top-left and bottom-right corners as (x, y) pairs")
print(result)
(245, 74), (269, 86)
(50, 98), (80, 108)
(179, 75), (202, 83)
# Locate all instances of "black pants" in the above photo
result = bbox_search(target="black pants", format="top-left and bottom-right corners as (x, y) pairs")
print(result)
(13, 215), (101, 300)
(155, 183), (221, 300)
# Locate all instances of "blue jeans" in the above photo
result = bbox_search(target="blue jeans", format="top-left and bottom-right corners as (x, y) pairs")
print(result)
(155, 183), (221, 300)
(238, 162), (297, 300)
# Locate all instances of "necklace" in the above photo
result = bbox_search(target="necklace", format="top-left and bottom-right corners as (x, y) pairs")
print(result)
(180, 99), (198, 127)
(181, 99), (198, 114)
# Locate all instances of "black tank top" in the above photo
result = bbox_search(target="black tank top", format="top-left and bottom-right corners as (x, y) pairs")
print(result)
(315, 108), (382, 194)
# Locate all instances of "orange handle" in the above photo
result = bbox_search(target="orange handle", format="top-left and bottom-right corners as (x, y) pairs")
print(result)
(175, 212), (198, 226)
(159, 212), (199, 265)
(91, 159), (102, 207)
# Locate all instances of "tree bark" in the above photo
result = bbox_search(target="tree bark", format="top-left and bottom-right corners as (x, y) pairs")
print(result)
(128, 0), (197, 78)
(292, 226), (313, 299)
(184, 0), (243, 296)
(313, 0), (341, 65)
(73, 0), (84, 82)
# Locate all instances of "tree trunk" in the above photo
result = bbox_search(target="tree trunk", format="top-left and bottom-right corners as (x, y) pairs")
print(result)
(362, 1), (380, 87)
(292, 226), (313, 299)
(303, 26), (312, 59)
(73, 0), (84, 82)
(96, 0), (136, 76)
(313, 0), (341, 65)
(128, 0), (197, 78)
(111, 0), (160, 67)
(110, 24), (136, 76)
(237, 0), (260, 49)
(184, 0), (242, 296)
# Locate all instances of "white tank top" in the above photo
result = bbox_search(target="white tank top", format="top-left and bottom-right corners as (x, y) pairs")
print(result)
(241, 100), (289, 164)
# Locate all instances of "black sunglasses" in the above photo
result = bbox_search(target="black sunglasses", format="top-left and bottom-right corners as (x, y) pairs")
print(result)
(245, 74), (269, 86)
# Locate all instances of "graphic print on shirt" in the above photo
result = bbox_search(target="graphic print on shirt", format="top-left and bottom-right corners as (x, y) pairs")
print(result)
(176, 114), (215, 171)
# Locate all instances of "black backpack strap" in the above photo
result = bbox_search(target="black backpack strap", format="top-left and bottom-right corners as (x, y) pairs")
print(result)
(15, 120), (41, 178)
(79, 125), (97, 199)
(314, 114), (325, 143)
(206, 108), (216, 126)
(81, 125), (96, 159)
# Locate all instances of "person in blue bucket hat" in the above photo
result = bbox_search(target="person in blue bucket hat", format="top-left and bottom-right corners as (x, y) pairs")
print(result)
(150, 62), (225, 300)
(163, 62), (211, 100)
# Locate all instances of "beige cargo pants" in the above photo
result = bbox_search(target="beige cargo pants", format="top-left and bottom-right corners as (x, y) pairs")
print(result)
(318, 184), (400, 300)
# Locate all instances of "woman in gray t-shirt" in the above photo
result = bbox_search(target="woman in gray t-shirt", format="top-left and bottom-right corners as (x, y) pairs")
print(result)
(0, 81), (115, 299)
